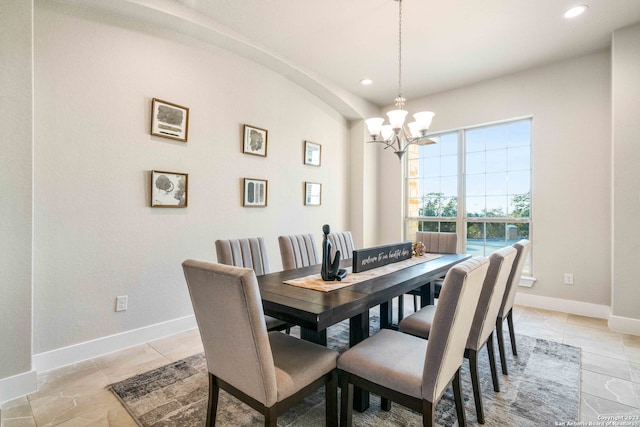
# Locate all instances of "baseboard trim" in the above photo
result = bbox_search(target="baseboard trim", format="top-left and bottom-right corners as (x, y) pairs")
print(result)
(609, 314), (640, 336)
(514, 293), (611, 319)
(32, 315), (197, 373)
(0, 369), (37, 404)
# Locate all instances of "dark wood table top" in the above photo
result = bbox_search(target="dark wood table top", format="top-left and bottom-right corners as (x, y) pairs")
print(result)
(258, 253), (471, 332)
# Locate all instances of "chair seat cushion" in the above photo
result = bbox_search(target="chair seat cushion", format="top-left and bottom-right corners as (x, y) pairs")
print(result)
(337, 329), (427, 399)
(398, 305), (437, 339)
(269, 332), (338, 401)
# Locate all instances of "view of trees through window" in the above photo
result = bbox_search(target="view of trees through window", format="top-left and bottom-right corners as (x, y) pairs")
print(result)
(406, 118), (532, 273)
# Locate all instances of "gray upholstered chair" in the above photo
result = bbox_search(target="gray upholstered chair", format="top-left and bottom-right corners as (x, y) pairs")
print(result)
(327, 230), (355, 261)
(182, 260), (338, 427)
(496, 239), (532, 375)
(215, 237), (290, 333)
(400, 231), (458, 319)
(278, 233), (320, 270)
(399, 246), (517, 423)
(338, 257), (489, 427)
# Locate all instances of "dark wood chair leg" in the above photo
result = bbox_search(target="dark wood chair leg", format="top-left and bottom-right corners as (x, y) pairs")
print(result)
(398, 296), (405, 322)
(486, 333), (500, 392)
(496, 318), (509, 375)
(507, 310), (518, 356)
(413, 294), (418, 312)
(326, 370), (338, 426)
(264, 406), (277, 427)
(340, 372), (354, 427)
(468, 349), (484, 424)
(452, 369), (467, 427)
(422, 399), (434, 427)
(207, 373), (219, 427)
(381, 397), (391, 411)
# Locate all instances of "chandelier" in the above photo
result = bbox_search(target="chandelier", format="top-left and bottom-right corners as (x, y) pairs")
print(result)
(365, 0), (436, 160)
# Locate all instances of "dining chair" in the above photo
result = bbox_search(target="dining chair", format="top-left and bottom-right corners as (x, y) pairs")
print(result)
(399, 246), (517, 424)
(338, 256), (489, 427)
(327, 230), (355, 260)
(215, 237), (291, 333)
(399, 231), (458, 320)
(182, 260), (338, 427)
(278, 233), (320, 270)
(496, 239), (532, 375)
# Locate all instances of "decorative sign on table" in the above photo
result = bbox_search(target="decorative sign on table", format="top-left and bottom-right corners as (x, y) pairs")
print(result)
(352, 242), (413, 273)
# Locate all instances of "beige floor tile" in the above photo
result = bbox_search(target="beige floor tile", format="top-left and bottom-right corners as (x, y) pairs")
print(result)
(582, 351), (631, 380)
(564, 333), (628, 360)
(92, 344), (170, 383)
(0, 417), (37, 427)
(623, 334), (640, 348)
(582, 370), (640, 409)
(29, 360), (107, 402)
(581, 392), (640, 422)
(50, 401), (137, 427)
(625, 345), (640, 364)
(0, 397), (35, 427)
(513, 322), (565, 343)
(567, 314), (610, 331)
(630, 361), (640, 384)
(30, 385), (119, 427)
(517, 306), (569, 324)
(147, 328), (203, 362)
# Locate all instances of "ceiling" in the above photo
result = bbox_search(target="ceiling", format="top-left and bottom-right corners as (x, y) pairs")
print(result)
(59, 0), (640, 115)
(172, 0), (640, 107)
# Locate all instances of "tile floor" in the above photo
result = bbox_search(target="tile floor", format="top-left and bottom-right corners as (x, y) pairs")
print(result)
(2, 303), (640, 426)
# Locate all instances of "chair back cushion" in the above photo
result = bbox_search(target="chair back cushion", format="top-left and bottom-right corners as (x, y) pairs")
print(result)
(467, 246), (517, 350)
(215, 237), (270, 276)
(422, 256), (489, 402)
(182, 260), (278, 406)
(278, 234), (320, 270)
(415, 231), (457, 254)
(327, 231), (355, 260)
(498, 239), (532, 317)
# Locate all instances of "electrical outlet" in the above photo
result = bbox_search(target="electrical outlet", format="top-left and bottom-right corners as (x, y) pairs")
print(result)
(564, 273), (574, 285)
(116, 295), (128, 312)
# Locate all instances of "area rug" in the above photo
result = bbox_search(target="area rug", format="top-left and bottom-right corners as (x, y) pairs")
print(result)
(110, 319), (580, 426)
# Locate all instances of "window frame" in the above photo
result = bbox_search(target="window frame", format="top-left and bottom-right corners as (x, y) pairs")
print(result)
(404, 116), (533, 274)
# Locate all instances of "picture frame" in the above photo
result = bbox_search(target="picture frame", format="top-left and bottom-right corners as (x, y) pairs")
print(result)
(304, 141), (322, 166)
(304, 182), (322, 206)
(243, 124), (268, 157)
(151, 170), (188, 207)
(150, 98), (189, 142)
(243, 178), (268, 207)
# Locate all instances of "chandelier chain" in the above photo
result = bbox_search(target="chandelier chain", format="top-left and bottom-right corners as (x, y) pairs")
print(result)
(397, 0), (403, 101)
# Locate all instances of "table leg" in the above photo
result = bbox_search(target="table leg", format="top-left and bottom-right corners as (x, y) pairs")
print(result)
(420, 281), (435, 307)
(380, 301), (392, 329)
(300, 328), (327, 346)
(350, 311), (370, 412)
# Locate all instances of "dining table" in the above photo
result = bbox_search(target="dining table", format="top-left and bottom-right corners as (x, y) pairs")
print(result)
(257, 252), (471, 412)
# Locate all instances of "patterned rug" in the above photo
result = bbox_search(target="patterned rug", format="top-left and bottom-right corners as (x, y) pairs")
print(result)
(110, 316), (580, 426)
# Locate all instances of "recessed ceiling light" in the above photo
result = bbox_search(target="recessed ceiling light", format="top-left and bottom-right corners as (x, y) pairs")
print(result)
(564, 5), (588, 19)
(360, 78), (373, 86)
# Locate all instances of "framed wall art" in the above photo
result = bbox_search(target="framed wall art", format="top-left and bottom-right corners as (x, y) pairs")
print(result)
(151, 170), (188, 207)
(243, 124), (268, 157)
(304, 141), (321, 166)
(304, 182), (322, 206)
(243, 178), (268, 207)
(150, 98), (189, 142)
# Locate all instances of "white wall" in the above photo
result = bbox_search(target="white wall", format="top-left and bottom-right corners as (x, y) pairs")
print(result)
(378, 51), (612, 308)
(611, 23), (640, 331)
(33, 2), (349, 354)
(0, 0), (36, 401)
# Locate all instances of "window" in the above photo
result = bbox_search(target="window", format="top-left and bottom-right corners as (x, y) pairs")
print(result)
(405, 118), (531, 274)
